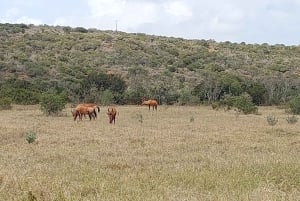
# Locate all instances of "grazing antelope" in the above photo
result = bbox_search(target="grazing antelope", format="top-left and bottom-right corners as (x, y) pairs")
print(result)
(72, 103), (100, 121)
(107, 107), (117, 124)
(141, 99), (158, 110)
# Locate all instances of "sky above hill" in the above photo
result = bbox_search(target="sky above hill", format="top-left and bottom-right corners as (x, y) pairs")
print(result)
(1, 0), (300, 45)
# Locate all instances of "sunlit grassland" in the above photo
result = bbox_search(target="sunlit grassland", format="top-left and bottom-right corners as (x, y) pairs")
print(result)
(0, 105), (300, 201)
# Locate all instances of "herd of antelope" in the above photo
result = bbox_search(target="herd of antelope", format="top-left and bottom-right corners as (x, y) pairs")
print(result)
(71, 99), (158, 124)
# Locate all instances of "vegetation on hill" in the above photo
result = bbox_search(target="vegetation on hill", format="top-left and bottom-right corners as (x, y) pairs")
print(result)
(0, 23), (300, 107)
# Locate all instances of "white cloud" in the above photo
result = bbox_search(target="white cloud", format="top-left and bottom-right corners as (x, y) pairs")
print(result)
(88, 0), (126, 18)
(0, 7), (42, 25)
(53, 17), (69, 26)
(164, 1), (192, 18)
(87, 0), (159, 31)
(15, 16), (42, 25)
(207, 4), (244, 33)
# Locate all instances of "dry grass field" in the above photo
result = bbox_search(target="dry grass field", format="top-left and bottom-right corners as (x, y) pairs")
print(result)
(0, 105), (300, 201)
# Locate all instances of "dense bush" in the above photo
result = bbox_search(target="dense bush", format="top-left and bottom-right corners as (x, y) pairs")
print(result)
(40, 93), (66, 115)
(178, 88), (198, 105)
(222, 94), (258, 114)
(0, 87), (40, 105)
(287, 96), (300, 114)
(124, 87), (147, 105)
(12, 89), (40, 105)
(0, 79), (41, 104)
(245, 82), (267, 105)
(0, 97), (12, 110)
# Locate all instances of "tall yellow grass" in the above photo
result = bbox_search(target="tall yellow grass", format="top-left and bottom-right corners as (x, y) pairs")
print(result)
(0, 105), (300, 200)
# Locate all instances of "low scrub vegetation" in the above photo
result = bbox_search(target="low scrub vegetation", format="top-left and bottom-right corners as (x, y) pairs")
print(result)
(286, 115), (298, 124)
(0, 23), (300, 107)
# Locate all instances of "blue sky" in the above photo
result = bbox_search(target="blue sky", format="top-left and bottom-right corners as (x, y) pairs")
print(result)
(1, 0), (300, 45)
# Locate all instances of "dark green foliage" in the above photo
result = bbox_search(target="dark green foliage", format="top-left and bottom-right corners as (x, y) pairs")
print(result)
(220, 73), (244, 96)
(11, 88), (40, 105)
(0, 97), (12, 110)
(192, 72), (245, 103)
(245, 82), (267, 105)
(287, 96), (300, 115)
(73, 27), (88, 33)
(40, 93), (66, 115)
(0, 87), (40, 105)
(125, 86), (147, 105)
(222, 94), (258, 114)
(0, 79), (40, 104)
(81, 73), (126, 94)
(79, 72), (127, 103)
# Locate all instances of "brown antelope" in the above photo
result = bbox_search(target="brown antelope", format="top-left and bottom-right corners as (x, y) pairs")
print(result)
(72, 103), (100, 121)
(141, 99), (158, 110)
(107, 107), (117, 124)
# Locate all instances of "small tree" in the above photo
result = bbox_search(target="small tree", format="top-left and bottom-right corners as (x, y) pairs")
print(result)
(40, 93), (66, 115)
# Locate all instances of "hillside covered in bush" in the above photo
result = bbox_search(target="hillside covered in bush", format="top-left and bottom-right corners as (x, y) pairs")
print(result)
(0, 23), (300, 106)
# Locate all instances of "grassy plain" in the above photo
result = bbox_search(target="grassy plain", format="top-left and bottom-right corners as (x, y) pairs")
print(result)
(0, 105), (300, 201)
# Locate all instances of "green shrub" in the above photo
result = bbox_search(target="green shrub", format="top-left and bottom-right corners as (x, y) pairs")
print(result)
(25, 131), (37, 144)
(222, 94), (257, 114)
(0, 97), (12, 110)
(40, 93), (66, 115)
(287, 96), (300, 115)
(0, 87), (40, 105)
(12, 89), (40, 105)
